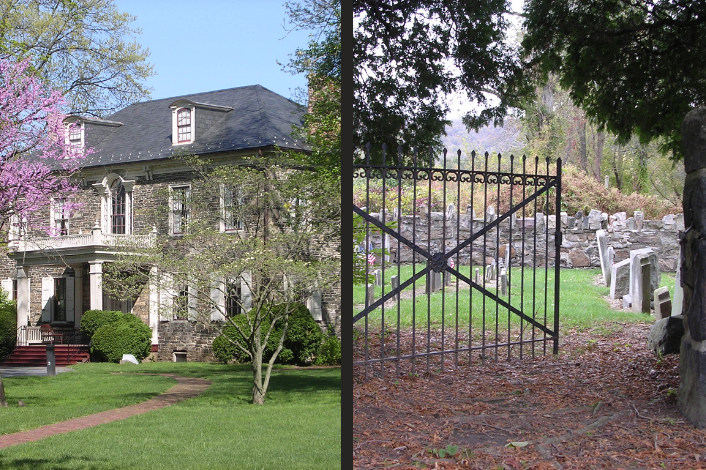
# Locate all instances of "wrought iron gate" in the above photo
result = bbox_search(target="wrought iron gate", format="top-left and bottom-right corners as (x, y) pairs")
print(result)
(353, 145), (562, 380)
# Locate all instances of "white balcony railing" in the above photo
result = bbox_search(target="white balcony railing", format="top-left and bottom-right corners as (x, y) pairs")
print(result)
(9, 225), (157, 253)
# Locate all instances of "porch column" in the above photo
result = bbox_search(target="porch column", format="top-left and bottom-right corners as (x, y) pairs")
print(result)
(88, 261), (103, 311)
(74, 266), (84, 328)
(148, 266), (159, 345)
(16, 266), (29, 327)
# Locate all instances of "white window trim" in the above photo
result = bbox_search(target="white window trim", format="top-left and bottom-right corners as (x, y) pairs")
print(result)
(64, 120), (84, 149)
(171, 106), (195, 145)
(92, 174), (135, 235)
(169, 184), (191, 236)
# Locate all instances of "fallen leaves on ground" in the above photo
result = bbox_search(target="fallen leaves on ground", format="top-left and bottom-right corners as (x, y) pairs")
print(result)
(353, 322), (706, 469)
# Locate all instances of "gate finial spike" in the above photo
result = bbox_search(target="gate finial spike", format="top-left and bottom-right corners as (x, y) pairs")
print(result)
(443, 148), (447, 168)
(457, 149), (462, 169)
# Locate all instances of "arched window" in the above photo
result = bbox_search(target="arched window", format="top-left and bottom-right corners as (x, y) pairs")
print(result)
(177, 108), (192, 143)
(111, 179), (126, 234)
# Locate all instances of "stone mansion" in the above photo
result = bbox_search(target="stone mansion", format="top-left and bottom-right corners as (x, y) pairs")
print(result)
(0, 85), (340, 362)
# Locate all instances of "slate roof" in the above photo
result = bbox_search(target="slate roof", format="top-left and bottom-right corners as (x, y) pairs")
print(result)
(80, 85), (308, 168)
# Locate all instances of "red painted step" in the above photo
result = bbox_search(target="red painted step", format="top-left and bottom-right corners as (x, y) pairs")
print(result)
(1, 345), (90, 367)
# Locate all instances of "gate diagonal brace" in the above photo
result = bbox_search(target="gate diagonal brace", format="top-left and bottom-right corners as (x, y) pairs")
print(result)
(353, 204), (432, 262)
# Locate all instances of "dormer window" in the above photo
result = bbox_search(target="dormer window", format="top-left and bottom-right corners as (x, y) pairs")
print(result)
(64, 119), (84, 149)
(177, 108), (192, 143)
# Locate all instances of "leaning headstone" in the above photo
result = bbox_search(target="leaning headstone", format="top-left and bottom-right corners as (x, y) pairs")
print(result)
(672, 247), (684, 317)
(596, 230), (611, 286)
(629, 248), (661, 297)
(631, 252), (652, 313)
(635, 211), (645, 231)
(648, 314), (684, 356)
(610, 258), (631, 300)
(654, 286), (672, 320)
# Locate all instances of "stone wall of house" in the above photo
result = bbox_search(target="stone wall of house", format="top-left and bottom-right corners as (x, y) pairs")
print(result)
(156, 320), (220, 362)
(366, 208), (684, 273)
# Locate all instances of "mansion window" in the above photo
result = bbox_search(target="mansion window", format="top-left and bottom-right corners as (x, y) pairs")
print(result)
(225, 280), (241, 317)
(111, 179), (126, 234)
(221, 185), (244, 232)
(175, 285), (190, 320)
(66, 121), (83, 148)
(53, 278), (67, 322)
(171, 185), (191, 235)
(177, 108), (192, 143)
(52, 198), (69, 236)
(93, 175), (134, 235)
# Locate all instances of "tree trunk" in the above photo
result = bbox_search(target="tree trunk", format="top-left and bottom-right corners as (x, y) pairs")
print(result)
(612, 147), (623, 191)
(594, 131), (605, 182)
(579, 119), (587, 172)
(252, 322), (265, 405)
(0, 372), (7, 407)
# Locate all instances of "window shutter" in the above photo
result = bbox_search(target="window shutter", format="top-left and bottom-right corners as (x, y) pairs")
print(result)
(41, 277), (54, 322)
(66, 277), (75, 322)
(158, 273), (174, 321)
(306, 290), (323, 321)
(210, 277), (225, 321)
(1, 279), (12, 300)
(241, 271), (252, 313)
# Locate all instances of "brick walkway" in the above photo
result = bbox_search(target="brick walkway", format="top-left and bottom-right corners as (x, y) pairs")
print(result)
(0, 374), (212, 449)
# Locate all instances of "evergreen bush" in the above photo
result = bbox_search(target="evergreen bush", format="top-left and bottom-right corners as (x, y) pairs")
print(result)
(216, 302), (325, 366)
(91, 315), (152, 363)
(212, 334), (237, 364)
(80, 310), (123, 338)
(0, 293), (16, 360)
(315, 333), (341, 366)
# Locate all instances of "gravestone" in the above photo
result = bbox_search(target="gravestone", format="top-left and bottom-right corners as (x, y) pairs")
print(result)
(426, 268), (442, 295)
(374, 269), (382, 287)
(628, 248), (661, 299)
(560, 211), (568, 227)
(635, 211), (645, 230)
(447, 203), (455, 220)
(391, 275), (400, 303)
(475, 267), (480, 284)
(605, 175), (609, 188)
(629, 251), (652, 313)
(500, 269), (507, 296)
(588, 210), (603, 230)
(487, 206), (496, 222)
(582, 217), (590, 230)
(648, 314), (685, 356)
(627, 217), (636, 230)
(366, 284), (374, 305)
(596, 230), (611, 286)
(654, 286), (672, 320)
(575, 210), (584, 223)
(610, 258), (631, 300)
(672, 247), (684, 317)
(567, 217), (576, 229)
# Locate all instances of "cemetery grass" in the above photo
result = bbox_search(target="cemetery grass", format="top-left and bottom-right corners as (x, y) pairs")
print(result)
(0, 363), (341, 470)
(354, 266), (676, 332)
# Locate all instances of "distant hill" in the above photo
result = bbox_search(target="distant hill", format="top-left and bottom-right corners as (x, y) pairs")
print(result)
(442, 119), (525, 156)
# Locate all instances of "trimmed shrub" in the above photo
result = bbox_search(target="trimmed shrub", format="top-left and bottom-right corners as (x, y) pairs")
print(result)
(315, 333), (341, 366)
(218, 302), (325, 366)
(212, 334), (237, 364)
(91, 316), (152, 363)
(0, 294), (16, 360)
(80, 310), (123, 338)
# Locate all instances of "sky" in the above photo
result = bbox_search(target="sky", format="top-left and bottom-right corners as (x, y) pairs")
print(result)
(112, 0), (313, 103)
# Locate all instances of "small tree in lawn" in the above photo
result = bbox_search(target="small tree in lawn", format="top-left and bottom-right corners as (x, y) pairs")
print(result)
(0, 58), (85, 406)
(104, 154), (340, 405)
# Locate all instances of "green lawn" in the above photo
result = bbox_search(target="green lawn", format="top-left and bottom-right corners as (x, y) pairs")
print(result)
(0, 363), (340, 470)
(354, 266), (676, 332)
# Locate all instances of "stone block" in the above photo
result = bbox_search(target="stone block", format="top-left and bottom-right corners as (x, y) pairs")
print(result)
(648, 314), (684, 356)
(653, 286), (672, 320)
(588, 209), (603, 230)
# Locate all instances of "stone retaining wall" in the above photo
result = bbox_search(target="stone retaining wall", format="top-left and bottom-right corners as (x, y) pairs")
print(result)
(365, 208), (684, 272)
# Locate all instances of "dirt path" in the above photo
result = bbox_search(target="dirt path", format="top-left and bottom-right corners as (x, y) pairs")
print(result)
(0, 374), (212, 449)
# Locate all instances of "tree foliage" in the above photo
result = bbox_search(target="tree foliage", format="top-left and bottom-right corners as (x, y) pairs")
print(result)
(284, 0), (341, 176)
(354, 0), (527, 164)
(0, 0), (154, 116)
(522, 0), (706, 160)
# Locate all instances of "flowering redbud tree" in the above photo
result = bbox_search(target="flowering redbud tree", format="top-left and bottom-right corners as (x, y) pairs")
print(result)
(0, 58), (86, 406)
